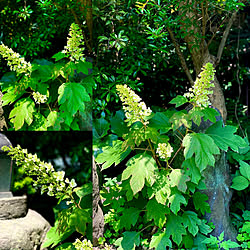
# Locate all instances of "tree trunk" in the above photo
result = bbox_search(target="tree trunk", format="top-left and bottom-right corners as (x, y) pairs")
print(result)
(0, 92), (7, 131)
(178, 1), (237, 243)
(92, 157), (104, 246)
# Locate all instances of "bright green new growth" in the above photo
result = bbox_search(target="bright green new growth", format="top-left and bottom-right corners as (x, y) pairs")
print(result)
(0, 43), (32, 76)
(2, 145), (77, 201)
(184, 62), (215, 108)
(116, 84), (152, 126)
(62, 23), (85, 62)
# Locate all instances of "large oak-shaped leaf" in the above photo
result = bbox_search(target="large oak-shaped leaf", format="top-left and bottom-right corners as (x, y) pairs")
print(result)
(58, 82), (90, 116)
(9, 97), (35, 130)
(206, 121), (247, 152)
(122, 153), (158, 195)
(183, 133), (220, 171)
(95, 140), (131, 170)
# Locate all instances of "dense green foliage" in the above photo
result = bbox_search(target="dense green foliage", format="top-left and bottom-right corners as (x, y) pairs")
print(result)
(94, 64), (249, 249)
(0, 23), (93, 130)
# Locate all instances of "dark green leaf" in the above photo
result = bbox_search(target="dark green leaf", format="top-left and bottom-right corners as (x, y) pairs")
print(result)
(146, 198), (167, 227)
(193, 192), (211, 215)
(165, 213), (186, 246)
(183, 133), (220, 171)
(95, 140), (131, 170)
(115, 231), (140, 250)
(206, 121), (248, 152)
(58, 82), (90, 116)
(119, 207), (141, 230)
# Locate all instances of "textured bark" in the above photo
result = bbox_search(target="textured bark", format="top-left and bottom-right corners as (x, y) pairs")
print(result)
(176, 1), (238, 244)
(0, 92), (7, 131)
(92, 157), (104, 246)
(192, 114), (238, 247)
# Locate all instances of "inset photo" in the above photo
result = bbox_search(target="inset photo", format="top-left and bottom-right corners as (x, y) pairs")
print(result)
(0, 131), (92, 249)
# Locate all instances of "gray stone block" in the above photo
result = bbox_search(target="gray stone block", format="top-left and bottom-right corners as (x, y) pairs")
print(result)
(0, 196), (27, 220)
(0, 209), (50, 250)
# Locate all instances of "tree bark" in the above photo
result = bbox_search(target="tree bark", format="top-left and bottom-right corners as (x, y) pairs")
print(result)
(92, 157), (104, 246)
(177, 1), (238, 244)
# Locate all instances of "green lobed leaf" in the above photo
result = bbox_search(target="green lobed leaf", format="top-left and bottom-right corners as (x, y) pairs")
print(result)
(114, 231), (140, 250)
(9, 97), (35, 130)
(239, 161), (250, 180)
(220, 240), (240, 249)
(193, 192), (211, 215)
(168, 189), (187, 215)
(95, 140), (131, 170)
(206, 121), (248, 152)
(242, 221), (250, 233)
(76, 60), (90, 75)
(169, 95), (189, 108)
(149, 110), (173, 134)
(198, 219), (213, 235)
(242, 210), (250, 221)
(149, 231), (172, 250)
(202, 107), (219, 123)
(110, 110), (129, 137)
(169, 169), (190, 193)
(1, 85), (25, 106)
(122, 153), (158, 195)
(147, 170), (171, 205)
(93, 117), (110, 141)
(165, 213), (186, 246)
(231, 176), (249, 191)
(58, 82), (90, 116)
(182, 211), (201, 236)
(182, 158), (201, 184)
(29, 112), (47, 131)
(183, 133), (220, 171)
(146, 198), (168, 228)
(189, 107), (204, 126)
(119, 207), (141, 230)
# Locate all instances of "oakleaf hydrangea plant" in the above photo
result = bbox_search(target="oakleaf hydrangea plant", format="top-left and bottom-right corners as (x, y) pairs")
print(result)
(2, 145), (77, 202)
(95, 61), (247, 249)
(116, 84), (152, 126)
(0, 22), (92, 130)
(62, 23), (85, 62)
(184, 62), (215, 108)
(0, 43), (32, 76)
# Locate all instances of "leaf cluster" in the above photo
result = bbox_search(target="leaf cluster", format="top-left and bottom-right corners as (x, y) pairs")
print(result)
(94, 82), (247, 249)
(0, 47), (93, 131)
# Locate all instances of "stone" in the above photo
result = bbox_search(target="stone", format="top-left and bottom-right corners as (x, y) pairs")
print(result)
(0, 209), (50, 250)
(0, 196), (27, 220)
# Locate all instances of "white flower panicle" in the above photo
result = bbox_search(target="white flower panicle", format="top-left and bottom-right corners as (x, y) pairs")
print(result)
(62, 23), (85, 62)
(32, 91), (47, 104)
(184, 62), (215, 108)
(156, 143), (174, 160)
(0, 43), (32, 76)
(1, 145), (77, 199)
(116, 84), (152, 126)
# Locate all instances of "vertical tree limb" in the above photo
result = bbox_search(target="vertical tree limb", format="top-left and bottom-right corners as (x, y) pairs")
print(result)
(166, 26), (194, 85)
(215, 11), (238, 66)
